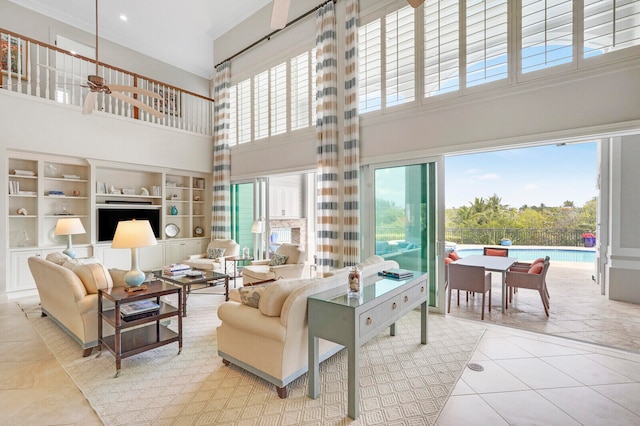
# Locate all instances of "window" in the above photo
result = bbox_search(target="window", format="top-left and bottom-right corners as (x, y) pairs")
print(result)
(291, 52), (310, 130)
(386, 6), (415, 106)
(466, 0), (509, 87)
(237, 79), (252, 144)
(424, 0), (460, 97)
(584, 0), (640, 58)
(270, 62), (287, 135)
(359, 18), (382, 113)
(254, 70), (269, 140)
(228, 85), (237, 146)
(522, 0), (573, 73)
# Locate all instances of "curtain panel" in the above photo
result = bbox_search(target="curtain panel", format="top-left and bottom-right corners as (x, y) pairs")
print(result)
(211, 61), (231, 239)
(343, 0), (360, 266)
(315, 1), (340, 272)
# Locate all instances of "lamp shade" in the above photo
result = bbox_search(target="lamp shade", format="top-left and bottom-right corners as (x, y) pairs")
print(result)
(54, 217), (86, 236)
(251, 218), (265, 234)
(111, 219), (158, 249)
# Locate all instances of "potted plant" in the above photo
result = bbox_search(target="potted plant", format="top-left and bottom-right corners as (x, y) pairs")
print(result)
(582, 232), (596, 247)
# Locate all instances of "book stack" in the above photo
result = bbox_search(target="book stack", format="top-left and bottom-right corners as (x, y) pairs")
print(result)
(120, 300), (160, 321)
(378, 268), (414, 280)
(8, 180), (19, 195)
(163, 263), (190, 276)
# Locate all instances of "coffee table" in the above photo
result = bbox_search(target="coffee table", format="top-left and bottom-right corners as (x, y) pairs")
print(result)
(152, 270), (229, 316)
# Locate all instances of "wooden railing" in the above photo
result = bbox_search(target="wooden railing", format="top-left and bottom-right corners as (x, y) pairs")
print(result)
(0, 28), (214, 136)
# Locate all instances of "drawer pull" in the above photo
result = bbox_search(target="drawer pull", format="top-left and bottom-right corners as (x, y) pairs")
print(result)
(421, 286), (425, 292)
(404, 295), (409, 303)
(392, 302), (397, 310)
(366, 317), (372, 326)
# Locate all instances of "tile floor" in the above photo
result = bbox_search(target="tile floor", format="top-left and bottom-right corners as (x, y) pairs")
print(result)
(2, 262), (639, 425)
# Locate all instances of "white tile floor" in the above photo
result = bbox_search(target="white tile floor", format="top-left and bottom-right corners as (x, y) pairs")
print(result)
(436, 321), (640, 425)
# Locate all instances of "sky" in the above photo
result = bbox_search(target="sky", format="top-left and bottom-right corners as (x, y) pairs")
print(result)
(445, 142), (597, 209)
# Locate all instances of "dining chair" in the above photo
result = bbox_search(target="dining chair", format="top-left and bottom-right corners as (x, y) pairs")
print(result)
(447, 263), (492, 320)
(483, 246), (509, 257)
(508, 256), (550, 304)
(505, 258), (551, 316)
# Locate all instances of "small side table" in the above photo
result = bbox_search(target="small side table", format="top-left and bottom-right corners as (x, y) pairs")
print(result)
(98, 280), (182, 377)
(225, 256), (253, 284)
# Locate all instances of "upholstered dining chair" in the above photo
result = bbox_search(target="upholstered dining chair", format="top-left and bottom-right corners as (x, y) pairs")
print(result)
(483, 246), (509, 257)
(447, 263), (492, 320)
(505, 257), (551, 316)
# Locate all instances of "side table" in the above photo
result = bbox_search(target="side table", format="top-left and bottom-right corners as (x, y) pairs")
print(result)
(98, 280), (182, 377)
(308, 272), (428, 419)
(225, 256), (253, 283)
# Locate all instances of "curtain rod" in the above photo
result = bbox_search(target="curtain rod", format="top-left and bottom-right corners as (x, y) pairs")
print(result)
(215, 0), (337, 69)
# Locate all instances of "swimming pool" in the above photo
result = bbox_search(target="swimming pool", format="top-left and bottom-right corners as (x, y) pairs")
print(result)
(457, 248), (595, 263)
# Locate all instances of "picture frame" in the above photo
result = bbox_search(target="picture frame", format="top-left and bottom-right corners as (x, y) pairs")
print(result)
(96, 182), (106, 194)
(122, 188), (135, 195)
(154, 88), (180, 117)
(1, 34), (28, 80)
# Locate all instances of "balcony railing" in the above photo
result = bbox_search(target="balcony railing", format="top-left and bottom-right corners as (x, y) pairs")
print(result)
(1, 28), (213, 136)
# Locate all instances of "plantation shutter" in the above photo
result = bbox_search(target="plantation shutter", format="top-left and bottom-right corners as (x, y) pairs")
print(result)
(584, 0), (640, 57)
(237, 79), (252, 144)
(291, 51), (310, 131)
(424, 0), (460, 97)
(386, 6), (415, 107)
(358, 18), (382, 113)
(521, 0), (573, 73)
(254, 70), (269, 140)
(466, 0), (509, 87)
(270, 62), (287, 136)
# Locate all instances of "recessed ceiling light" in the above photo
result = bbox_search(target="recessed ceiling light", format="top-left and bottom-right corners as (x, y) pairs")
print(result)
(120, 14), (127, 21)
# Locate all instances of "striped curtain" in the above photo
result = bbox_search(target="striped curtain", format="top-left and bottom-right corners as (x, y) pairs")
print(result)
(343, 0), (360, 266)
(315, 1), (339, 273)
(211, 61), (231, 239)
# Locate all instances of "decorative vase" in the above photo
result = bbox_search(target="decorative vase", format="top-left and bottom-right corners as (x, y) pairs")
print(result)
(243, 246), (250, 258)
(347, 265), (362, 299)
(170, 205), (178, 215)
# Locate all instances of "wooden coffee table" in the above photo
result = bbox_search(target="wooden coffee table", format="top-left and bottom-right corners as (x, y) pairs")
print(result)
(152, 270), (229, 316)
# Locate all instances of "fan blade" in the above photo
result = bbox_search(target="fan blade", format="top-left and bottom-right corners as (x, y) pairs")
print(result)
(407, 0), (424, 7)
(108, 85), (162, 100)
(82, 91), (98, 115)
(271, 0), (291, 30)
(109, 91), (164, 119)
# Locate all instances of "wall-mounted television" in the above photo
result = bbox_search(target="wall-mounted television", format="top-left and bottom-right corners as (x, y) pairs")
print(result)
(97, 207), (161, 242)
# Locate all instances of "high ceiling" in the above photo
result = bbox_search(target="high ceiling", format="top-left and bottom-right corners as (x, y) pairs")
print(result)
(9, 0), (274, 79)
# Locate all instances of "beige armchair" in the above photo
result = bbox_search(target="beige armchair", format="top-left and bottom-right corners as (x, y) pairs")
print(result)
(242, 243), (305, 285)
(183, 239), (240, 272)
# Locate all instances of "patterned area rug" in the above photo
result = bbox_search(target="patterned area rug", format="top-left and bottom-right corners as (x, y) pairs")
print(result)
(24, 292), (484, 425)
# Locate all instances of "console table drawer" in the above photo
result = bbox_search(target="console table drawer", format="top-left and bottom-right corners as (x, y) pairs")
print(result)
(359, 295), (401, 340)
(400, 279), (428, 312)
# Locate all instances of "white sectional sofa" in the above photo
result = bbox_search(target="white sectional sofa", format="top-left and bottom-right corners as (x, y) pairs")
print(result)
(216, 255), (398, 398)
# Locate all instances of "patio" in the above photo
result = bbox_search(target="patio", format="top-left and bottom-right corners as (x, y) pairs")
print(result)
(447, 260), (640, 353)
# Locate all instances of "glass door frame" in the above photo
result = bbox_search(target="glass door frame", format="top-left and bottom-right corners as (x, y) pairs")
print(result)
(362, 155), (446, 313)
(230, 177), (269, 260)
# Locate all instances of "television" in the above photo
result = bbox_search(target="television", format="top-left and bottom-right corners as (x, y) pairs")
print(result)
(97, 207), (161, 242)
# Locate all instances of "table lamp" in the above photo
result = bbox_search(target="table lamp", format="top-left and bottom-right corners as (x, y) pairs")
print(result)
(54, 217), (86, 259)
(251, 217), (265, 259)
(111, 219), (157, 286)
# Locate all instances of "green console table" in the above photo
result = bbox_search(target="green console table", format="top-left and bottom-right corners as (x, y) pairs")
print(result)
(308, 271), (429, 419)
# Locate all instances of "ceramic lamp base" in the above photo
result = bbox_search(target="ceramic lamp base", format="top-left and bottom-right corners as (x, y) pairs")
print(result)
(125, 269), (146, 286)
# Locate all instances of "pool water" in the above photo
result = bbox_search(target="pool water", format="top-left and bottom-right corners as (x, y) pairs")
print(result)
(457, 248), (595, 263)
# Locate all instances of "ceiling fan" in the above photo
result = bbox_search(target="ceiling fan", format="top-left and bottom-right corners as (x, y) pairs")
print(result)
(270, 0), (424, 30)
(80, 0), (164, 118)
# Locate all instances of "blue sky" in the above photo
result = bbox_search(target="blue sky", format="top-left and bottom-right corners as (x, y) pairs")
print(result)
(445, 142), (597, 209)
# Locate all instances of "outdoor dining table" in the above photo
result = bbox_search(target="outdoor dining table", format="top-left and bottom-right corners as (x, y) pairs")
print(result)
(452, 255), (517, 310)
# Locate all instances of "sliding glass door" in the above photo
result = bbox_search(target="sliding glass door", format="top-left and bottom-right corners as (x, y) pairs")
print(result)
(230, 178), (268, 259)
(365, 158), (444, 309)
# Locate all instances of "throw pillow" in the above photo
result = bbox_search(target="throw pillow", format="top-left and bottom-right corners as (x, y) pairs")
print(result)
(238, 286), (267, 308)
(268, 253), (288, 266)
(258, 280), (301, 317)
(207, 247), (226, 259)
(46, 252), (72, 265)
(109, 268), (129, 287)
(528, 263), (544, 274)
(72, 263), (113, 294)
(448, 251), (460, 261)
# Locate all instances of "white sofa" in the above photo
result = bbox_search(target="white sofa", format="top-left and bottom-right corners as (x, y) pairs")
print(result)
(217, 256), (398, 398)
(183, 239), (240, 272)
(28, 253), (125, 356)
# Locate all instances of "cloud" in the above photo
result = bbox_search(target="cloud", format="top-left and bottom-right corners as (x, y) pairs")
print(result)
(523, 184), (537, 191)
(465, 168), (482, 174)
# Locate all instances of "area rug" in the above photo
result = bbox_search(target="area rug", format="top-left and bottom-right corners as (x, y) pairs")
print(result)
(23, 292), (485, 425)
